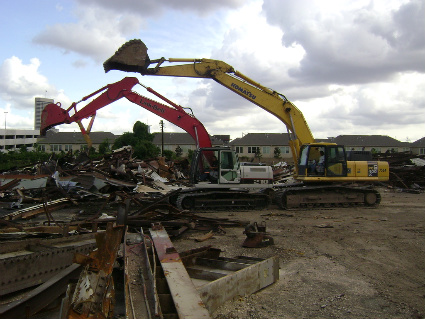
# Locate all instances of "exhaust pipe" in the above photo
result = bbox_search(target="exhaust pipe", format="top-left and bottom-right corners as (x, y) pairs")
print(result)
(103, 39), (151, 74)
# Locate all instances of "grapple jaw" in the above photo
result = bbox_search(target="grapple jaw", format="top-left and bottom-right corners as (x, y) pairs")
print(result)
(40, 103), (69, 136)
(103, 39), (151, 74)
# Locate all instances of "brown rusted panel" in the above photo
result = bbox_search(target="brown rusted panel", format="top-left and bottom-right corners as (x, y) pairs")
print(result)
(66, 223), (124, 318)
(150, 225), (211, 319)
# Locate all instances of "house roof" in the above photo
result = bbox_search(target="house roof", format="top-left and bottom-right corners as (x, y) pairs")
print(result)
(229, 133), (290, 146)
(412, 137), (425, 147)
(37, 131), (116, 144)
(328, 135), (408, 147)
(152, 132), (225, 146)
(228, 133), (410, 148)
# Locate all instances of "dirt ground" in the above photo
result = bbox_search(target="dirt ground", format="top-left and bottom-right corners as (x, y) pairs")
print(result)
(173, 187), (425, 319)
(2, 187), (423, 319)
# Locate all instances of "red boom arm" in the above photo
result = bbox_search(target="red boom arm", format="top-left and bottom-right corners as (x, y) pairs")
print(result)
(40, 77), (212, 150)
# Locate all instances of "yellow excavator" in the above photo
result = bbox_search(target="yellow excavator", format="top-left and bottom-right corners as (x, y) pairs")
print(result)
(102, 39), (389, 209)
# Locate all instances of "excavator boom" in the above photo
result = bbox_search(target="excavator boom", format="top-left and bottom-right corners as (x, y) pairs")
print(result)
(40, 77), (212, 150)
(104, 39), (314, 163)
(39, 74), (273, 211)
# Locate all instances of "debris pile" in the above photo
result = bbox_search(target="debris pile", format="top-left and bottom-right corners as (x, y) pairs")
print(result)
(376, 152), (425, 191)
(1, 147), (188, 209)
(0, 147), (423, 318)
(0, 147), (280, 318)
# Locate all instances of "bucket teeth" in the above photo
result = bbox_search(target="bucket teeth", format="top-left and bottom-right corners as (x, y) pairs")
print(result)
(103, 39), (151, 73)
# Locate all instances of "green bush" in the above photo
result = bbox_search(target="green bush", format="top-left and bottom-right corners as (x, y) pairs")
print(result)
(112, 121), (160, 159)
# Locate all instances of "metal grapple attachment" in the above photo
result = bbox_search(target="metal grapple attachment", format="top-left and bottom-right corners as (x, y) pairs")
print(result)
(103, 39), (151, 73)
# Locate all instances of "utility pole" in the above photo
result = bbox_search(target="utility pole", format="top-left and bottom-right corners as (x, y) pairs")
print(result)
(159, 120), (164, 157)
(3, 111), (7, 152)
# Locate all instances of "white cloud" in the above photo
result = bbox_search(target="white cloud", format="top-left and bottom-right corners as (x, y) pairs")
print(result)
(33, 6), (142, 63)
(0, 103), (34, 130)
(0, 56), (64, 109)
(262, 0), (425, 85)
(302, 72), (425, 140)
(76, 0), (245, 17)
(2, 0), (424, 143)
(0, 56), (72, 130)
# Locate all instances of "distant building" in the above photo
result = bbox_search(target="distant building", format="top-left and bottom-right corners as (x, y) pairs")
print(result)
(152, 132), (227, 156)
(411, 137), (425, 155)
(34, 97), (54, 131)
(31, 129), (424, 160)
(0, 129), (40, 153)
(37, 130), (116, 153)
(229, 133), (412, 163)
(328, 135), (411, 154)
(230, 133), (292, 162)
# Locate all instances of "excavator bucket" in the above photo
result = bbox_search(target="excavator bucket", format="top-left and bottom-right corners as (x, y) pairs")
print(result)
(103, 39), (151, 74)
(40, 103), (69, 136)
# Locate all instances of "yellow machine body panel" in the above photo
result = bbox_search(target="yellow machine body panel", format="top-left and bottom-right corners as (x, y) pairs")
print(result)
(347, 160), (390, 180)
(297, 160), (389, 182)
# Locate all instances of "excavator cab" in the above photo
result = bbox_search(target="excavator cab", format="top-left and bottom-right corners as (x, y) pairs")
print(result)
(297, 144), (348, 179)
(190, 147), (241, 186)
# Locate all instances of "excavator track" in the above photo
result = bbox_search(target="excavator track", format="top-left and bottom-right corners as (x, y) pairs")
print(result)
(274, 185), (381, 210)
(174, 190), (270, 212)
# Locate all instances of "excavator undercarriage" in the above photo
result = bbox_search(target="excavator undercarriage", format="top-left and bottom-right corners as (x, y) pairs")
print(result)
(273, 184), (381, 210)
(171, 189), (270, 211)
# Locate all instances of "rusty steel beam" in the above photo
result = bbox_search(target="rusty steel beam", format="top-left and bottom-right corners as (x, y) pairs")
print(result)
(0, 263), (82, 319)
(2, 198), (72, 221)
(149, 224), (211, 319)
(124, 231), (158, 319)
(64, 223), (124, 319)
(0, 234), (97, 296)
(125, 227), (185, 319)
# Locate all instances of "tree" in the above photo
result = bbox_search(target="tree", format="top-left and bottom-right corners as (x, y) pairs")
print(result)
(113, 132), (138, 149)
(134, 141), (160, 159)
(175, 145), (183, 158)
(133, 121), (153, 141)
(274, 147), (281, 159)
(112, 121), (159, 159)
(98, 139), (111, 154)
(255, 147), (262, 162)
(162, 150), (174, 160)
(187, 149), (194, 162)
(19, 145), (28, 154)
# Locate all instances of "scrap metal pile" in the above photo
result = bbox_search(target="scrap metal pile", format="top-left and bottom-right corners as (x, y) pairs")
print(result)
(0, 147), (279, 318)
(375, 152), (425, 192)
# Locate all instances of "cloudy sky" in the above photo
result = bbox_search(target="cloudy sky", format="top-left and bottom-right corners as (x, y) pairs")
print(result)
(0, 0), (424, 142)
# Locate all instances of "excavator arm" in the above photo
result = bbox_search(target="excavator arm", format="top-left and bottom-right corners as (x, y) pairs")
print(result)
(40, 76), (212, 151)
(101, 40), (389, 209)
(104, 39), (315, 162)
